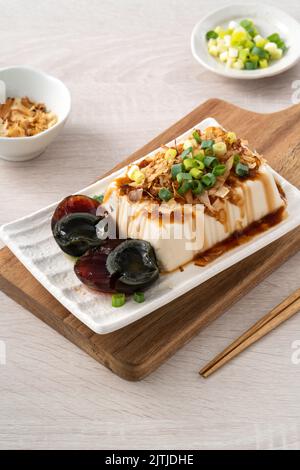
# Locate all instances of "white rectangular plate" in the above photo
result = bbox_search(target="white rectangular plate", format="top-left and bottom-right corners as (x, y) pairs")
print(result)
(1, 118), (300, 334)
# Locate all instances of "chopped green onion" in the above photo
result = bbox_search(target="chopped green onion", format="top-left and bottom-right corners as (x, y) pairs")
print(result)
(231, 29), (248, 46)
(267, 33), (287, 51)
(192, 130), (201, 143)
(201, 139), (214, 149)
(233, 154), (240, 165)
(196, 160), (204, 170)
(240, 20), (257, 37)
(176, 172), (193, 184)
(204, 147), (215, 156)
(201, 172), (216, 188)
(203, 156), (218, 168)
(239, 48), (250, 62)
(183, 158), (200, 171)
(194, 150), (205, 161)
(276, 39), (287, 51)
(213, 141), (227, 157)
(249, 53), (259, 63)
(171, 163), (183, 179)
(207, 19), (285, 71)
(240, 19), (253, 30)
(259, 59), (268, 69)
(235, 162), (249, 177)
(159, 187), (173, 201)
(267, 33), (280, 43)
(133, 292), (145, 303)
(112, 293), (126, 308)
(245, 60), (258, 70)
(165, 148), (177, 161)
(190, 167), (203, 179)
(181, 147), (193, 159)
(191, 180), (204, 195)
(206, 30), (218, 40)
(247, 27), (258, 38)
(251, 46), (268, 59)
(226, 132), (237, 144)
(129, 168), (145, 184)
(213, 164), (226, 176)
(245, 39), (255, 50)
(93, 194), (104, 203)
(177, 180), (193, 196)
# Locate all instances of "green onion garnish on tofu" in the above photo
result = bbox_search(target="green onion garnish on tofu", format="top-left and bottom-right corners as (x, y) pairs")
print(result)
(176, 172), (193, 184)
(204, 156), (218, 168)
(183, 158), (200, 171)
(192, 130), (201, 143)
(233, 154), (241, 165)
(171, 163), (183, 179)
(235, 162), (249, 177)
(191, 180), (204, 195)
(190, 168), (203, 180)
(159, 188), (173, 201)
(213, 141), (227, 157)
(177, 180), (193, 196)
(201, 139), (215, 149)
(213, 164), (226, 176)
(194, 150), (205, 161)
(202, 173), (217, 188)
(181, 147), (193, 159)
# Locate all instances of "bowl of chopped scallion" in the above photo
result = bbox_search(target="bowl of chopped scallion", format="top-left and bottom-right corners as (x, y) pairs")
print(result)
(191, 3), (300, 79)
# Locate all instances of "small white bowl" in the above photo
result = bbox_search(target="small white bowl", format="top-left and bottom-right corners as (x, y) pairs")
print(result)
(0, 66), (71, 161)
(191, 3), (300, 79)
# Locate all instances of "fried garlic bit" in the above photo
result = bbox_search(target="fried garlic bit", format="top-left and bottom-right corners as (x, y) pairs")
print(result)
(0, 96), (57, 137)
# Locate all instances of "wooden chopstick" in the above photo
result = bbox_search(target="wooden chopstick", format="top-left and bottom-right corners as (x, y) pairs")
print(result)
(200, 287), (300, 378)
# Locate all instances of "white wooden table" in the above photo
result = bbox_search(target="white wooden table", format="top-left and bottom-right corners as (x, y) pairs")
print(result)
(1, 0), (300, 450)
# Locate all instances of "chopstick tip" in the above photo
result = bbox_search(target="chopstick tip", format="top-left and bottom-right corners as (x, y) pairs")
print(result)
(199, 368), (209, 378)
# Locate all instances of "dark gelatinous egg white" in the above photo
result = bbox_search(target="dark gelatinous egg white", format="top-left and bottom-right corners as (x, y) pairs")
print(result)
(53, 212), (103, 257)
(52, 195), (160, 294)
(51, 195), (99, 229)
(74, 239), (159, 294)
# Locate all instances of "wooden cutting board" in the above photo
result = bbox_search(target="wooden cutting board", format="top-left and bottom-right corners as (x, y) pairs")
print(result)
(1, 98), (300, 381)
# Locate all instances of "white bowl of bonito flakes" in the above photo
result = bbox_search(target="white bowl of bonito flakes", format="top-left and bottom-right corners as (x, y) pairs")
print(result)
(0, 66), (71, 161)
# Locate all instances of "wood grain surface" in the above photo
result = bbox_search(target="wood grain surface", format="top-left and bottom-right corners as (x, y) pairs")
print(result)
(1, 0), (300, 451)
(1, 98), (300, 382)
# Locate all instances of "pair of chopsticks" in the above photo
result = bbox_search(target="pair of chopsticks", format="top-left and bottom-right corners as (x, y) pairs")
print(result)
(200, 287), (300, 378)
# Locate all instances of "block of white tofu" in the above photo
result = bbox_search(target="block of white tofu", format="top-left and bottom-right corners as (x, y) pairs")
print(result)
(103, 164), (285, 272)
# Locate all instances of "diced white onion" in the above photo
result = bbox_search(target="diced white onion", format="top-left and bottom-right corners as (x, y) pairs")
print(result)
(232, 59), (244, 70)
(228, 47), (238, 58)
(254, 34), (263, 43)
(219, 51), (228, 62)
(224, 35), (231, 47)
(229, 20), (239, 30)
(264, 42), (278, 53)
